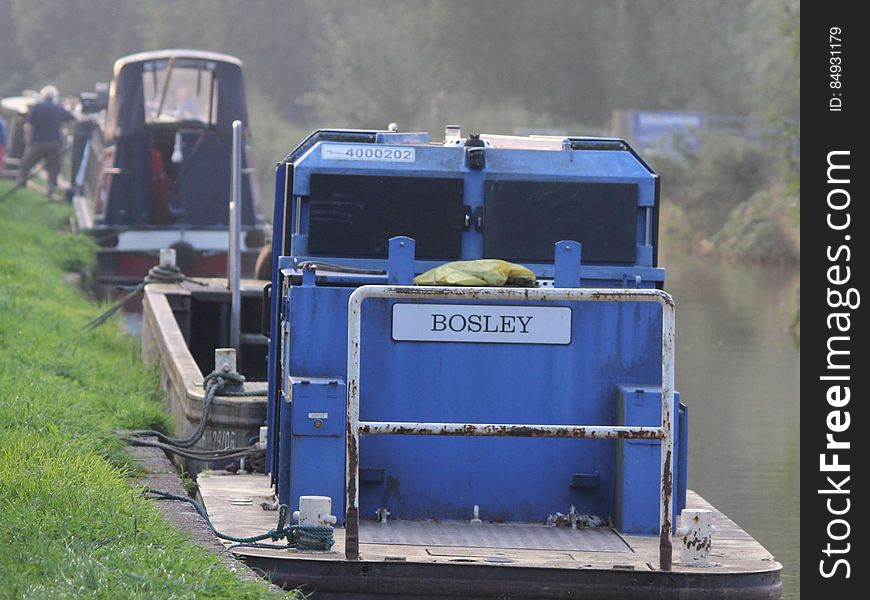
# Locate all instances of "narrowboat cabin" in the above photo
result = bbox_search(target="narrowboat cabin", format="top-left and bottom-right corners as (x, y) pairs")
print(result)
(72, 50), (268, 287)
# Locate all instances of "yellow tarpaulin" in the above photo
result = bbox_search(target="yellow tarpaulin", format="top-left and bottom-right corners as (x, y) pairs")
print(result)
(414, 259), (536, 287)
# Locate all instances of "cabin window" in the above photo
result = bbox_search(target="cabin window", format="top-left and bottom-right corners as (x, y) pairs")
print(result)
(142, 60), (218, 126)
(483, 180), (638, 264)
(307, 174), (465, 260)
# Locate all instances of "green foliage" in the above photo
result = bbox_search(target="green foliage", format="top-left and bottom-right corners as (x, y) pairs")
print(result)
(0, 181), (289, 598)
(2, 0), (800, 131)
(741, 0), (800, 120)
(0, 1), (800, 262)
(6, 0), (141, 95)
(652, 132), (799, 263)
(179, 466), (200, 497)
(246, 89), (310, 215)
(713, 186), (800, 264)
(654, 134), (775, 237)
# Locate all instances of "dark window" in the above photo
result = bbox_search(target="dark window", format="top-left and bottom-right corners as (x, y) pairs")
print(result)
(483, 181), (638, 264)
(308, 174), (465, 259)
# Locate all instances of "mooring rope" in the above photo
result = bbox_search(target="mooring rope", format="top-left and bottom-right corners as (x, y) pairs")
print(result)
(84, 263), (206, 331)
(123, 369), (264, 460)
(142, 488), (335, 551)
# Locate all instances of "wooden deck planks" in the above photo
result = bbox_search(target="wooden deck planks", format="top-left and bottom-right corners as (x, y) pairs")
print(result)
(198, 472), (781, 575)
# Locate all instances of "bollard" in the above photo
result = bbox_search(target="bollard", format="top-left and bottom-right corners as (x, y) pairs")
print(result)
(293, 496), (338, 526)
(214, 348), (237, 374)
(676, 508), (716, 566)
(159, 248), (177, 268)
(258, 426), (268, 450)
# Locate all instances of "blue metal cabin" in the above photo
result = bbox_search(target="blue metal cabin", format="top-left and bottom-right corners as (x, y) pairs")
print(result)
(265, 128), (687, 541)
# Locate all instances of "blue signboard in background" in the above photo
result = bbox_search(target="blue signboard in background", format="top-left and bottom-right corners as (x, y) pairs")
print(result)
(632, 110), (704, 153)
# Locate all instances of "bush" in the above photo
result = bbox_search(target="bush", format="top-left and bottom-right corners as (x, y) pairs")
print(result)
(713, 185), (800, 264)
(650, 132), (798, 263)
(652, 133), (776, 239)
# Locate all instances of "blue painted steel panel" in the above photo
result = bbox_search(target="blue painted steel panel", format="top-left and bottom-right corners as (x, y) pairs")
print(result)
(356, 299), (662, 522)
(265, 162), (287, 477)
(290, 378), (345, 437)
(283, 378), (347, 513)
(614, 386), (687, 535)
(269, 129), (678, 530)
(294, 147), (653, 197)
(279, 285), (665, 522)
(285, 256), (665, 286)
(678, 401), (688, 515)
(283, 136), (659, 282)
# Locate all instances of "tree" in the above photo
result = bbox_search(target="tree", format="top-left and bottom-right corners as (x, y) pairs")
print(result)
(8, 0), (142, 94)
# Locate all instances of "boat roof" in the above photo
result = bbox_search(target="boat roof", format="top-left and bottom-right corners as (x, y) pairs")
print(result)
(114, 49), (243, 74)
(0, 93), (38, 114)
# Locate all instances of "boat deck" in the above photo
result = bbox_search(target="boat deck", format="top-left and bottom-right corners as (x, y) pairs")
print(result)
(198, 471), (782, 599)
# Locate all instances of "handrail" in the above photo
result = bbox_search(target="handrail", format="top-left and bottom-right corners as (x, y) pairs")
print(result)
(228, 120), (243, 351)
(344, 285), (676, 571)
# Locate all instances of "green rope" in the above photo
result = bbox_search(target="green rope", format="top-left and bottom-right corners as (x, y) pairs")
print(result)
(84, 263), (206, 331)
(126, 439), (262, 461)
(125, 370), (262, 456)
(143, 488), (335, 551)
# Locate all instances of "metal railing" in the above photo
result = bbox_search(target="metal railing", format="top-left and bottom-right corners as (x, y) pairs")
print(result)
(228, 120), (243, 351)
(344, 285), (676, 570)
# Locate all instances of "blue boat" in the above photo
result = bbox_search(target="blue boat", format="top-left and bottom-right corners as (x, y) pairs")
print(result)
(144, 126), (782, 598)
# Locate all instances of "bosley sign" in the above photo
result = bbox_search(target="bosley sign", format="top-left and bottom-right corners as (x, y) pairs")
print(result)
(391, 303), (572, 345)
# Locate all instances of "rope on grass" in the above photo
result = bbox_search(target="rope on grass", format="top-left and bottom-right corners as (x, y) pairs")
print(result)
(143, 488), (335, 551)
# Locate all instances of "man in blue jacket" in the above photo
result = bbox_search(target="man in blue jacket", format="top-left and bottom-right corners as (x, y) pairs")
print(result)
(15, 85), (75, 199)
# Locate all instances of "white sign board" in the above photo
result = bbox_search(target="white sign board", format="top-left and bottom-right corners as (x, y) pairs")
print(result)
(320, 143), (416, 163)
(392, 304), (571, 345)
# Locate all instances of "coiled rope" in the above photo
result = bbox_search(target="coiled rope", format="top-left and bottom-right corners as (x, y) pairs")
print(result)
(124, 369), (264, 461)
(84, 263), (206, 331)
(143, 488), (334, 551)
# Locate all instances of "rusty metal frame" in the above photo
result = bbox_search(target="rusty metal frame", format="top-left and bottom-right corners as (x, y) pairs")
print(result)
(344, 286), (675, 571)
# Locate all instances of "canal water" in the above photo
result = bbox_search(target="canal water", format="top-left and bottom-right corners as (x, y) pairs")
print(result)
(663, 249), (800, 598)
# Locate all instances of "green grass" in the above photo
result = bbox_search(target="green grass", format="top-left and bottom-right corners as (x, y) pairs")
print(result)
(0, 182), (288, 598)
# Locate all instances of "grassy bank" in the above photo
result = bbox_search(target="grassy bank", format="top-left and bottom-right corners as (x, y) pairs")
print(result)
(0, 182), (287, 598)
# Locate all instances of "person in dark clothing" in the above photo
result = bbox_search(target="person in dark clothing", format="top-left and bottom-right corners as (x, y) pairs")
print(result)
(15, 85), (75, 199)
(0, 114), (7, 173)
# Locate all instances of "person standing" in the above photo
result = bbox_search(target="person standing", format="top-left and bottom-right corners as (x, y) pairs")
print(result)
(0, 113), (7, 173)
(15, 85), (75, 199)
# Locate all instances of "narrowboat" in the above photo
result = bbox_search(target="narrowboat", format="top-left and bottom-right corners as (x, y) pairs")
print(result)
(0, 92), (38, 180)
(142, 127), (782, 599)
(71, 50), (268, 288)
